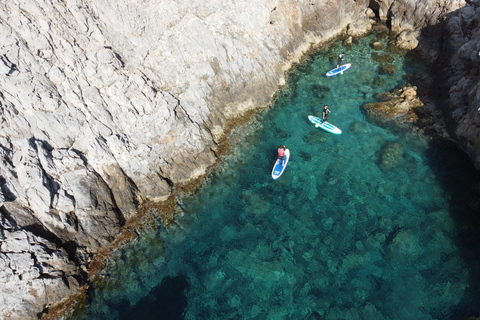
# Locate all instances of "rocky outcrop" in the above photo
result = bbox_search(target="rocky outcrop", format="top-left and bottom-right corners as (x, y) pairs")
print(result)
(0, 0), (375, 318)
(362, 85), (424, 124)
(428, 0), (480, 169)
(369, 0), (465, 62)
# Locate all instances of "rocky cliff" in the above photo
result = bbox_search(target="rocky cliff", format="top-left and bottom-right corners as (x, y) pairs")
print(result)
(0, 0), (472, 319)
(427, 0), (480, 169)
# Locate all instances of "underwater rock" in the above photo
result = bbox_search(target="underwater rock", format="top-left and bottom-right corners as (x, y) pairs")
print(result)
(114, 275), (189, 320)
(358, 85), (373, 95)
(373, 52), (395, 63)
(349, 121), (373, 135)
(311, 84), (331, 99)
(375, 141), (404, 172)
(380, 64), (397, 74)
(372, 23), (389, 39)
(388, 229), (423, 258)
(373, 76), (387, 88)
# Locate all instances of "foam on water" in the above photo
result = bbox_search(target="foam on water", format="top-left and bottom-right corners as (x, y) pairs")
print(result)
(71, 30), (480, 320)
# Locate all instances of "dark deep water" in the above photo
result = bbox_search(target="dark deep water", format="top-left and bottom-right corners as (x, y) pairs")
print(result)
(71, 31), (480, 320)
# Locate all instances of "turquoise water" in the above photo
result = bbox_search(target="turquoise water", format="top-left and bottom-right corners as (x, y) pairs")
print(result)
(73, 32), (480, 319)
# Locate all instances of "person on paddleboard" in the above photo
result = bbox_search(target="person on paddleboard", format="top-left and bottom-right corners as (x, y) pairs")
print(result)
(322, 105), (331, 122)
(278, 145), (286, 165)
(337, 52), (345, 70)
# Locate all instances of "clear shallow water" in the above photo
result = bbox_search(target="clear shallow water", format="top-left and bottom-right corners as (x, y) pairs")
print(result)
(72, 32), (480, 319)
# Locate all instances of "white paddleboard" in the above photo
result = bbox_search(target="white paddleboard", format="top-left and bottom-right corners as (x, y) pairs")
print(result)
(308, 115), (342, 134)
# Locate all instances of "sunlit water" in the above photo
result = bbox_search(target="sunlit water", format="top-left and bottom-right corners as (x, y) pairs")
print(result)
(72, 31), (480, 320)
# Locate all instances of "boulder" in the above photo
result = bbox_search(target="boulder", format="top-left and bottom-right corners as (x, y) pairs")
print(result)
(394, 30), (419, 51)
(370, 41), (385, 50)
(362, 86), (424, 124)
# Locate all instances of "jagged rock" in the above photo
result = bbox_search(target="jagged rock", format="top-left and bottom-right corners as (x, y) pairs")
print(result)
(394, 29), (420, 50)
(362, 86), (424, 123)
(375, 91), (397, 102)
(0, 216), (81, 320)
(430, 2), (480, 169)
(401, 87), (417, 101)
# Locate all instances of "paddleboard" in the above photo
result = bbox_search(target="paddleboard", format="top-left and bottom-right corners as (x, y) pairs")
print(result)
(272, 149), (290, 180)
(308, 115), (342, 134)
(326, 63), (352, 77)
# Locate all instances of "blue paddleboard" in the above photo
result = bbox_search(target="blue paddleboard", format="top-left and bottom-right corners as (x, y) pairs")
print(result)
(308, 115), (342, 134)
(272, 149), (290, 180)
(326, 63), (352, 77)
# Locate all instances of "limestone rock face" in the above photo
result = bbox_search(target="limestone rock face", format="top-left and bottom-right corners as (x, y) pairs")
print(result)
(0, 0), (374, 318)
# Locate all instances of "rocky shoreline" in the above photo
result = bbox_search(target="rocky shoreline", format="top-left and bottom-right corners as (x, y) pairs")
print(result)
(1, 0), (478, 319)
